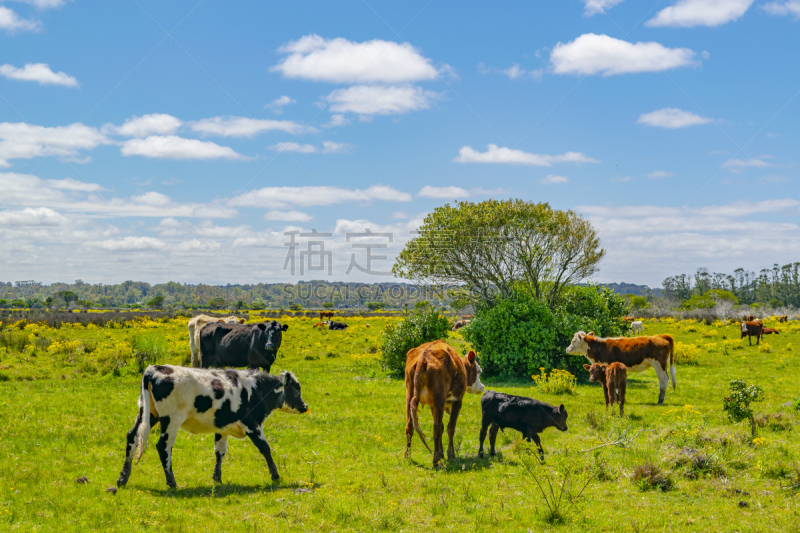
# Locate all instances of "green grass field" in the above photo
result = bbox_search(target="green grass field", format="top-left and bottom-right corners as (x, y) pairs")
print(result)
(2, 315), (800, 531)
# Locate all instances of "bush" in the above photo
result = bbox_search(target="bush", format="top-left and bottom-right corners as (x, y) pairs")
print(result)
(532, 368), (577, 394)
(674, 342), (701, 365)
(250, 301), (266, 310)
(380, 304), (450, 376)
(723, 379), (764, 436)
(463, 286), (629, 378)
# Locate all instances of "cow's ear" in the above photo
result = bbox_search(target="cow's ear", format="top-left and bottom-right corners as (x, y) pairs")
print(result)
(587, 331), (595, 337)
(583, 363), (591, 371)
(238, 318), (245, 324)
(281, 324), (289, 332)
(257, 323), (267, 331)
(559, 404), (565, 413)
(271, 320), (278, 327)
(468, 351), (475, 362)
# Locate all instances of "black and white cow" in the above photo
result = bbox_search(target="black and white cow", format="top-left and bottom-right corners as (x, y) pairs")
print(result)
(200, 320), (288, 372)
(116, 364), (308, 489)
(328, 321), (348, 331)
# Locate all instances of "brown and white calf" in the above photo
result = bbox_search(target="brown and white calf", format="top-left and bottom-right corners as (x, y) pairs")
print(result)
(188, 315), (245, 367)
(762, 327), (780, 335)
(584, 362), (627, 415)
(404, 340), (484, 466)
(741, 321), (764, 344)
(566, 332), (675, 404)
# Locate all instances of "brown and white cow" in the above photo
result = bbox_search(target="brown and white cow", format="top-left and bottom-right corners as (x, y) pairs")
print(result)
(404, 340), (484, 466)
(584, 362), (627, 416)
(566, 332), (675, 404)
(741, 321), (764, 345)
(188, 315), (245, 368)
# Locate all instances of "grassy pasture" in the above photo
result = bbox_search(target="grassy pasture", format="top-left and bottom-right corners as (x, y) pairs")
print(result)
(2, 315), (800, 531)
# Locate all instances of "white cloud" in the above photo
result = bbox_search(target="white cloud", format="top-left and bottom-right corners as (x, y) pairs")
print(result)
(0, 6), (40, 33)
(268, 142), (317, 154)
(120, 135), (244, 160)
(10, 0), (66, 8)
(0, 63), (78, 87)
(231, 185), (412, 209)
(647, 170), (675, 179)
(0, 207), (68, 226)
(392, 211), (409, 219)
(0, 122), (109, 167)
(723, 157), (772, 170)
(108, 114), (183, 137)
(85, 236), (167, 252)
(265, 95), (296, 114)
(541, 174), (569, 184)
(638, 108), (712, 129)
(264, 210), (313, 222)
(647, 0), (754, 27)
(326, 114), (350, 128)
(271, 34), (441, 83)
(189, 116), (310, 137)
(178, 238), (222, 252)
(758, 174), (789, 184)
(762, 0), (800, 17)
(550, 34), (698, 76)
(478, 62), (543, 81)
(417, 185), (502, 198)
(583, 0), (625, 16)
(322, 141), (352, 154)
(454, 144), (600, 166)
(324, 85), (439, 116)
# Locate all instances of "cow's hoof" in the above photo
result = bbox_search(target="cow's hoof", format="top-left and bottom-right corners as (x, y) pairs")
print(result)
(270, 473), (280, 481)
(116, 477), (127, 488)
(212, 476), (222, 485)
(166, 483), (177, 489)
(447, 451), (455, 461)
(478, 451), (484, 459)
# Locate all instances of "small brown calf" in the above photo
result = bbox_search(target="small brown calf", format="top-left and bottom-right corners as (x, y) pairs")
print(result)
(778, 315), (788, 323)
(762, 327), (780, 335)
(584, 362), (627, 416)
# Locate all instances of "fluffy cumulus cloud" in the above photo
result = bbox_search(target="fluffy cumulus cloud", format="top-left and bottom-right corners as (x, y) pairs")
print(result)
(0, 63), (78, 87)
(762, 0), (800, 17)
(646, 0), (754, 27)
(322, 141), (352, 154)
(0, 6), (40, 33)
(579, 199), (800, 284)
(263, 210), (313, 222)
(268, 142), (317, 153)
(189, 116), (310, 137)
(417, 185), (501, 199)
(723, 157), (772, 171)
(454, 144), (599, 166)
(324, 85), (439, 116)
(271, 34), (441, 84)
(638, 108), (712, 129)
(583, 0), (625, 16)
(0, 207), (68, 226)
(550, 34), (698, 76)
(265, 95), (296, 114)
(541, 174), (569, 184)
(231, 185), (412, 209)
(85, 236), (167, 252)
(0, 122), (109, 167)
(120, 135), (244, 160)
(108, 114), (183, 137)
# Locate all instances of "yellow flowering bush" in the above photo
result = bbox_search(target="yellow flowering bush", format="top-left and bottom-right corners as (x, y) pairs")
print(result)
(674, 342), (701, 365)
(758, 343), (772, 354)
(532, 368), (576, 394)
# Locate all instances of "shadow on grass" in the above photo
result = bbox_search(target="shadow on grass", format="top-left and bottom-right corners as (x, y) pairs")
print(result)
(407, 455), (495, 473)
(150, 481), (323, 498)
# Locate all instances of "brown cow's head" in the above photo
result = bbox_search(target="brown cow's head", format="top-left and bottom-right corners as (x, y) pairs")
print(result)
(583, 362), (606, 383)
(464, 351), (484, 394)
(565, 331), (590, 355)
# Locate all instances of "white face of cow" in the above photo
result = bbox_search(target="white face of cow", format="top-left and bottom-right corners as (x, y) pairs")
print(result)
(741, 322), (748, 332)
(565, 331), (589, 355)
(468, 362), (485, 394)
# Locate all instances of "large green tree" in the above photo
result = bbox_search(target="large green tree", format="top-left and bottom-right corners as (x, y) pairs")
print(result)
(392, 199), (605, 308)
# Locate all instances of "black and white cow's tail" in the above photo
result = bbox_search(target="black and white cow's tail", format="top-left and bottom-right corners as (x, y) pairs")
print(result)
(410, 352), (432, 454)
(134, 373), (152, 462)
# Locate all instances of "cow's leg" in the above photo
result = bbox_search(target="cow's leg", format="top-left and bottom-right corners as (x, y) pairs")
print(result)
(404, 384), (414, 459)
(446, 400), (462, 461)
(619, 382), (626, 416)
(478, 415), (491, 458)
(155, 415), (183, 488)
(602, 382), (610, 411)
(430, 403), (445, 466)
(212, 434), (228, 484)
(651, 362), (669, 405)
(530, 432), (544, 462)
(246, 425), (280, 481)
(488, 422), (500, 457)
(117, 406), (145, 487)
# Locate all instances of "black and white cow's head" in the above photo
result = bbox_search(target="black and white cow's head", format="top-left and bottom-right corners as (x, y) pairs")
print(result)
(275, 371), (308, 414)
(256, 320), (289, 357)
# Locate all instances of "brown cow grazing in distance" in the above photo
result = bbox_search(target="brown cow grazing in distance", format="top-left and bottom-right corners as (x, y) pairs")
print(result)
(762, 327), (780, 335)
(744, 315), (756, 322)
(312, 322), (327, 329)
(451, 319), (469, 331)
(741, 321), (764, 345)
(584, 362), (627, 415)
(566, 332), (675, 404)
(622, 316), (635, 323)
(320, 311), (334, 320)
(779, 315), (788, 323)
(405, 341), (484, 466)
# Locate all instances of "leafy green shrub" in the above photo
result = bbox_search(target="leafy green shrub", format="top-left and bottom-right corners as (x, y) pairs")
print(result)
(380, 303), (450, 375)
(463, 285), (628, 378)
(250, 301), (266, 310)
(723, 380), (764, 436)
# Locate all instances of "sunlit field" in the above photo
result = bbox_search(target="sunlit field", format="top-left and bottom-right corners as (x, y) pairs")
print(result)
(2, 314), (800, 531)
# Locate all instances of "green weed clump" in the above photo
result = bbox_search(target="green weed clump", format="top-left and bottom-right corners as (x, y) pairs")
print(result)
(532, 367), (577, 394)
(633, 461), (674, 492)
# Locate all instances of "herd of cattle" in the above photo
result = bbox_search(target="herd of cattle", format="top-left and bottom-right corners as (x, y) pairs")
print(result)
(116, 312), (787, 488)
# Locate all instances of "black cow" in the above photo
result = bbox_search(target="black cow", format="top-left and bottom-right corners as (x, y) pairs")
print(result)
(478, 391), (568, 460)
(328, 321), (348, 331)
(200, 320), (288, 371)
(116, 365), (308, 488)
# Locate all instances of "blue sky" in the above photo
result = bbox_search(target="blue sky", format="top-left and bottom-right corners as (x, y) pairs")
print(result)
(1, 0), (798, 287)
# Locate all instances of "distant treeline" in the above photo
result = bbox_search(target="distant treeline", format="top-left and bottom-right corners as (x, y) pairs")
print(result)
(0, 279), (457, 310)
(662, 262), (800, 308)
